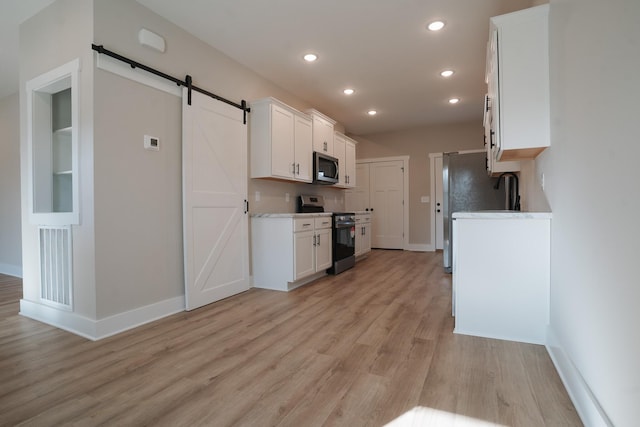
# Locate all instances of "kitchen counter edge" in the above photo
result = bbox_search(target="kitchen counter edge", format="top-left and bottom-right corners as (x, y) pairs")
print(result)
(452, 211), (552, 219)
(251, 212), (333, 218)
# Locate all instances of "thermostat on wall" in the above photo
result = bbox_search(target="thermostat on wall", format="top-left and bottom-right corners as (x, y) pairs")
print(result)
(144, 135), (160, 151)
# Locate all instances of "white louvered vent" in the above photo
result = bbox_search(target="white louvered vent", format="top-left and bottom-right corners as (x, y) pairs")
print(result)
(39, 226), (73, 310)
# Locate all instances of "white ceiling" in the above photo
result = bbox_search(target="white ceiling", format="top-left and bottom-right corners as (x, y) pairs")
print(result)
(2, 0), (537, 136)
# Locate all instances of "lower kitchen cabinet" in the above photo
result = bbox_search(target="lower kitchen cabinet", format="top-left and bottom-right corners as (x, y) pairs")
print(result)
(252, 214), (332, 291)
(355, 212), (372, 258)
(452, 212), (551, 344)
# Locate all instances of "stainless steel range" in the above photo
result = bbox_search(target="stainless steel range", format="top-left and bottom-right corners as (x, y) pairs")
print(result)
(298, 195), (356, 275)
(327, 212), (356, 274)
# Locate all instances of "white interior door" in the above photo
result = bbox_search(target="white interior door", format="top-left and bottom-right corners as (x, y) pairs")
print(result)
(370, 160), (404, 249)
(182, 88), (249, 311)
(434, 155), (444, 250)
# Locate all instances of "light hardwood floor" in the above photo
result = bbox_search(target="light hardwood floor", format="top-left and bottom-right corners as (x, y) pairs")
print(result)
(0, 250), (581, 426)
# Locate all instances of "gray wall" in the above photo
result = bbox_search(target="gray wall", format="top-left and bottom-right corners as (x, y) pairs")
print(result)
(20, 0), (97, 317)
(91, 0), (345, 317)
(353, 121), (484, 245)
(0, 93), (22, 276)
(540, 0), (640, 424)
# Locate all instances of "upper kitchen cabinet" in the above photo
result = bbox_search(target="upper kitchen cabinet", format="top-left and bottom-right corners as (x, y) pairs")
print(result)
(487, 4), (550, 162)
(250, 97), (313, 183)
(333, 132), (357, 188)
(306, 109), (336, 155)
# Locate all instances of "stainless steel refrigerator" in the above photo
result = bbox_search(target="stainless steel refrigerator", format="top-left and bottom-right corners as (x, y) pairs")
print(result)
(442, 151), (508, 272)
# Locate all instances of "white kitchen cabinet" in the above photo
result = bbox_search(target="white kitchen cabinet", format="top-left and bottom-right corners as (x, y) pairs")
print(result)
(252, 214), (332, 291)
(333, 132), (357, 188)
(486, 4), (549, 163)
(452, 212), (551, 345)
(354, 212), (372, 258)
(294, 114), (313, 182)
(306, 109), (336, 155)
(250, 97), (312, 183)
(313, 218), (333, 271)
(345, 163), (370, 212)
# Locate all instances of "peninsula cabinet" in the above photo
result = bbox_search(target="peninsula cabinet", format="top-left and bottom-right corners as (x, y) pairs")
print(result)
(250, 97), (312, 183)
(251, 214), (332, 291)
(306, 109), (336, 155)
(452, 211), (551, 345)
(487, 4), (550, 162)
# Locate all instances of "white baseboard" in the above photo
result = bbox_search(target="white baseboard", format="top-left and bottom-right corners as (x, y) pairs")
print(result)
(0, 263), (22, 278)
(406, 243), (432, 252)
(20, 296), (185, 341)
(546, 327), (613, 427)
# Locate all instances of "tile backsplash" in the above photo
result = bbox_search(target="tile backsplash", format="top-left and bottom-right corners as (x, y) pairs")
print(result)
(249, 178), (346, 213)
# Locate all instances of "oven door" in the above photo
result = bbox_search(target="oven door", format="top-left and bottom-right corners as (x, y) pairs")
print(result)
(333, 220), (356, 261)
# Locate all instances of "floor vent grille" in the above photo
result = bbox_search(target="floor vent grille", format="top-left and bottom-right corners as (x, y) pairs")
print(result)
(39, 226), (73, 310)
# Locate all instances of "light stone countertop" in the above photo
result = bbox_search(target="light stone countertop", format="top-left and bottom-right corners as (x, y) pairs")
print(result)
(250, 212), (332, 218)
(452, 211), (552, 219)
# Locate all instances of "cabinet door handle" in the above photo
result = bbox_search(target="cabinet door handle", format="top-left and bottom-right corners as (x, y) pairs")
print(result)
(313, 234), (317, 246)
(317, 234), (321, 245)
(490, 130), (495, 148)
(292, 163), (296, 174)
(296, 163), (300, 175)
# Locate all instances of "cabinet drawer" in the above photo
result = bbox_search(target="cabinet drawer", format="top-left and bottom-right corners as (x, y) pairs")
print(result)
(294, 218), (315, 232)
(314, 217), (332, 230)
(355, 214), (371, 224)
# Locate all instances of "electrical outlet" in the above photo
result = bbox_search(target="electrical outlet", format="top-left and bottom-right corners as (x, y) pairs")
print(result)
(285, 193), (290, 202)
(255, 191), (261, 202)
(540, 173), (545, 190)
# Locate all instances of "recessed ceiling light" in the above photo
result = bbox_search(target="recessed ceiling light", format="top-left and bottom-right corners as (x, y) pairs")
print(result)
(343, 88), (355, 95)
(303, 53), (318, 62)
(440, 70), (455, 77)
(367, 110), (377, 116)
(427, 21), (445, 31)
(448, 98), (460, 104)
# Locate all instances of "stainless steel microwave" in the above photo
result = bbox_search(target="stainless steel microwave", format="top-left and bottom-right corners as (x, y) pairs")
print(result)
(313, 152), (339, 185)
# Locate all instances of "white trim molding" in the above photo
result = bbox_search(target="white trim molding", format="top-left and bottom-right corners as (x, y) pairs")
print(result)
(428, 152), (442, 252)
(546, 327), (613, 427)
(20, 296), (185, 341)
(96, 54), (181, 97)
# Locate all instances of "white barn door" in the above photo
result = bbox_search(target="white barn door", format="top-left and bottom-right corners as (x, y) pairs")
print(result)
(182, 88), (249, 310)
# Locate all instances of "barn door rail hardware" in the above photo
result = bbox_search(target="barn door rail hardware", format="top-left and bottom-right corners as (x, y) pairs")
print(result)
(91, 44), (251, 123)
